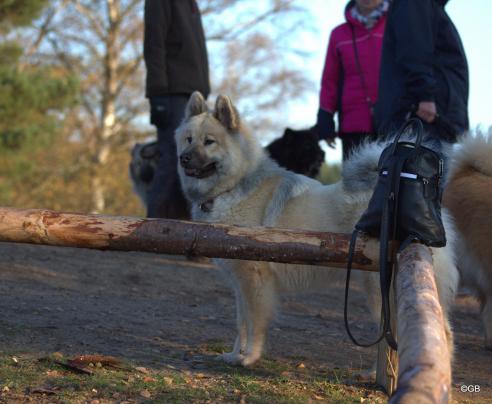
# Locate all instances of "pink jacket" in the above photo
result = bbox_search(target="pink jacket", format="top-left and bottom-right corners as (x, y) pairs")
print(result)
(319, 7), (386, 134)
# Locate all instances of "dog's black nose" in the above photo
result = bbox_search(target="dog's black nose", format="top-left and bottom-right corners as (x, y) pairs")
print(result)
(180, 152), (192, 166)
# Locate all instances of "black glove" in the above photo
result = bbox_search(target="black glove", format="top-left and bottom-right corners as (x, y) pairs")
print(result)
(315, 108), (336, 141)
(149, 96), (171, 129)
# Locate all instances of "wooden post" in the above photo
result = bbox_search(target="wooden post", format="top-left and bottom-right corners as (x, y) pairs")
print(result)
(0, 207), (379, 271)
(390, 243), (451, 403)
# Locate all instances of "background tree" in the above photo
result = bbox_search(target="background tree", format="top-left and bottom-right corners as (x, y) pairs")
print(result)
(2, 0), (322, 214)
(0, 0), (77, 205)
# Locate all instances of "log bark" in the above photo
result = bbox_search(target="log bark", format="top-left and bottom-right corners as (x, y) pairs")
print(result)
(0, 207), (379, 271)
(390, 243), (451, 403)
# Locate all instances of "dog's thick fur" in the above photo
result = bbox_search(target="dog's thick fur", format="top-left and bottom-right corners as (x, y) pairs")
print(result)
(129, 141), (160, 206)
(176, 92), (458, 367)
(444, 133), (492, 349)
(266, 127), (325, 178)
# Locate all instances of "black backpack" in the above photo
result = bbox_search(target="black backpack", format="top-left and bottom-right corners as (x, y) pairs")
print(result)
(344, 119), (446, 350)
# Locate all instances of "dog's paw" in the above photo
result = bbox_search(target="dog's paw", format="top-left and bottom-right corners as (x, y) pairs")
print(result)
(215, 352), (245, 365)
(240, 353), (261, 367)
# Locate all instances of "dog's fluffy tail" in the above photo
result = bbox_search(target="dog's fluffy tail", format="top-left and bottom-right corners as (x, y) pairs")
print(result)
(341, 140), (386, 193)
(449, 131), (492, 179)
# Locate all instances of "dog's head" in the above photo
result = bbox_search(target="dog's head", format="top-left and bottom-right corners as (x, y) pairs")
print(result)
(266, 127), (325, 178)
(176, 92), (263, 202)
(129, 141), (160, 205)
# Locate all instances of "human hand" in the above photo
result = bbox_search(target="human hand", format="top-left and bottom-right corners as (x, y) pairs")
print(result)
(416, 101), (437, 123)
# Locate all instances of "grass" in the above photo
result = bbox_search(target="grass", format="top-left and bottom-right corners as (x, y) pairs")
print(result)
(0, 351), (386, 403)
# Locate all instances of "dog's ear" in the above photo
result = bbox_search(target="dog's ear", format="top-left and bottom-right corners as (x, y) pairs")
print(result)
(185, 91), (208, 120)
(213, 95), (240, 132)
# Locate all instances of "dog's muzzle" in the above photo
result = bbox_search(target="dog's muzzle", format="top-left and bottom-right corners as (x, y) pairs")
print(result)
(180, 153), (217, 179)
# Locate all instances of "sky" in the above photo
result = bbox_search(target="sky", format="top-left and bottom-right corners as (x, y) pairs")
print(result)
(288, 0), (492, 162)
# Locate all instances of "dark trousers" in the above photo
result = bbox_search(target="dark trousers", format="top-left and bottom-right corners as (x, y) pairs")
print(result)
(146, 95), (190, 219)
(341, 132), (372, 161)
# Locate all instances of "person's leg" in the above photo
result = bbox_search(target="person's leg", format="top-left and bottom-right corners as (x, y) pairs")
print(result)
(341, 133), (368, 161)
(146, 95), (190, 219)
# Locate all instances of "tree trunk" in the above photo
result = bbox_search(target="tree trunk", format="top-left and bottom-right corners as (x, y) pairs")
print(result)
(0, 207), (379, 271)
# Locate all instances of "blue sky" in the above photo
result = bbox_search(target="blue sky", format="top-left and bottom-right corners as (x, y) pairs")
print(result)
(289, 0), (492, 162)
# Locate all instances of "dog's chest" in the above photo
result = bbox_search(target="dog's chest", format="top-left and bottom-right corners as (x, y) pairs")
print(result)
(193, 177), (281, 226)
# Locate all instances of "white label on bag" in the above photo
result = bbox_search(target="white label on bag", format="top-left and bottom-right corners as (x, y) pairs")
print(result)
(381, 171), (418, 179)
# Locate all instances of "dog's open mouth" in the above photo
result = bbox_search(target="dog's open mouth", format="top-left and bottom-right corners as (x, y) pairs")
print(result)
(184, 162), (217, 179)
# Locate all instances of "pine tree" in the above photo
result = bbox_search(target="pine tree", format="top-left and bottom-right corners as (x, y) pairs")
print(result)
(0, 0), (77, 203)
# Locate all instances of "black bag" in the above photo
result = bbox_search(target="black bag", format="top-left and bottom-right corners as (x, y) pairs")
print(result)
(344, 118), (446, 350)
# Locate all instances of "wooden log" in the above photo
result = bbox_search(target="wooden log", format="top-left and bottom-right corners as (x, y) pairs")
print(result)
(0, 207), (379, 271)
(390, 243), (451, 403)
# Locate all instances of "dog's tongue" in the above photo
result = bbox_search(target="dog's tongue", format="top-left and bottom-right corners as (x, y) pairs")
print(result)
(185, 168), (198, 176)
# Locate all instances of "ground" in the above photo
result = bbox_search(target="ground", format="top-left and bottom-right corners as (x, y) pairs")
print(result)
(0, 242), (490, 403)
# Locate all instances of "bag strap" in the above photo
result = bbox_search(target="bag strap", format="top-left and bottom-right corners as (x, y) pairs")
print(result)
(378, 154), (407, 350)
(390, 118), (424, 155)
(344, 230), (385, 347)
(344, 148), (408, 350)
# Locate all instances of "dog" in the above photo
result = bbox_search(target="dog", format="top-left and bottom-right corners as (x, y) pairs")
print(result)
(266, 127), (325, 178)
(175, 91), (459, 367)
(129, 141), (160, 206)
(130, 128), (324, 206)
(444, 132), (492, 349)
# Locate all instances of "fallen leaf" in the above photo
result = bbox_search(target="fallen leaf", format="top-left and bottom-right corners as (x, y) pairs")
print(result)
(143, 376), (156, 383)
(135, 366), (149, 374)
(52, 352), (64, 360)
(30, 387), (58, 395)
(140, 390), (151, 399)
(163, 377), (173, 386)
(297, 363), (306, 369)
(69, 355), (125, 369)
(55, 360), (93, 375)
(45, 370), (61, 377)
(313, 394), (324, 401)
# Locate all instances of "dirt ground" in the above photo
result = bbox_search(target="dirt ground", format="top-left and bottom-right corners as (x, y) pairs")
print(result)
(0, 241), (491, 403)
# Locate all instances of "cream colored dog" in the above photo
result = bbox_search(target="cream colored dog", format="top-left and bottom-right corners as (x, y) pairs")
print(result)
(444, 132), (492, 349)
(176, 91), (459, 367)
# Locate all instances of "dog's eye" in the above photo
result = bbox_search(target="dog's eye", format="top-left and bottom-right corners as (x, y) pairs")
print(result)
(186, 137), (192, 144)
(204, 139), (215, 146)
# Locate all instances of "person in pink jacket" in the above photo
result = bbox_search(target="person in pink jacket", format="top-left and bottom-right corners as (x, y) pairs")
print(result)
(316, 0), (389, 160)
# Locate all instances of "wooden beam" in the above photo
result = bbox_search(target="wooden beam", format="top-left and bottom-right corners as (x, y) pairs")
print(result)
(0, 207), (379, 271)
(390, 243), (451, 403)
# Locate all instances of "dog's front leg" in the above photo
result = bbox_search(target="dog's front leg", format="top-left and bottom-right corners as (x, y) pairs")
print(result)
(239, 262), (277, 367)
(217, 285), (248, 365)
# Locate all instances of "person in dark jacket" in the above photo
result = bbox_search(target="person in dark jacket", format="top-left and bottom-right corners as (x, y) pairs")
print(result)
(374, 0), (469, 145)
(143, 0), (210, 219)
